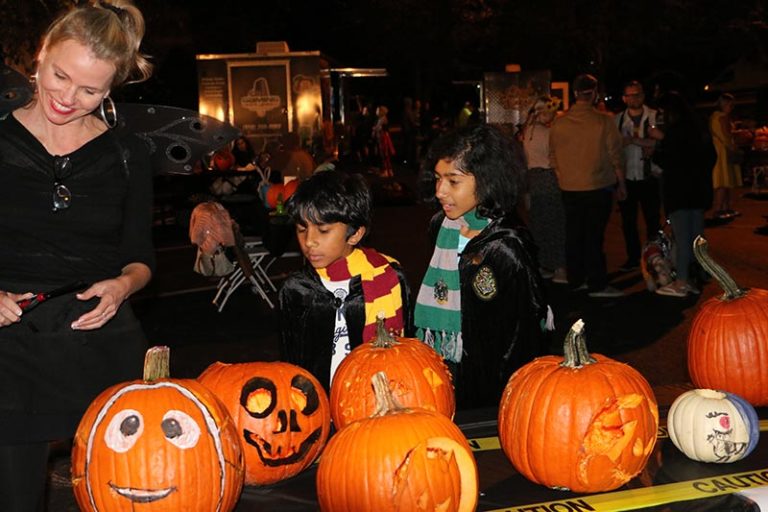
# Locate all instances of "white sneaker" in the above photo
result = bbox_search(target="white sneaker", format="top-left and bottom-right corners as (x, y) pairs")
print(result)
(588, 286), (624, 298)
(656, 283), (687, 297)
(539, 268), (554, 279)
(552, 268), (568, 284)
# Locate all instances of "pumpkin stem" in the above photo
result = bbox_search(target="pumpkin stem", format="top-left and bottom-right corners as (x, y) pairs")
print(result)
(371, 371), (405, 417)
(371, 312), (397, 347)
(560, 319), (596, 369)
(143, 346), (170, 382)
(692, 236), (747, 301)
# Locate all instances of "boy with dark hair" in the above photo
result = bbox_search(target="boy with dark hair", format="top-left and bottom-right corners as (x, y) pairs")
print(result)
(278, 170), (411, 391)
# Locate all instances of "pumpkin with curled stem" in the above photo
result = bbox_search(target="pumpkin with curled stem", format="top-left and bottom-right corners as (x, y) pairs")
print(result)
(667, 388), (759, 463)
(71, 346), (244, 512)
(317, 371), (478, 512)
(198, 361), (331, 485)
(330, 315), (455, 428)
(498, 319), (659, 493)
(688, 236), (768, 406)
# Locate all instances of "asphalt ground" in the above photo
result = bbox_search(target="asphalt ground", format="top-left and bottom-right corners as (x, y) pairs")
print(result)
(45, 166), (768, 510)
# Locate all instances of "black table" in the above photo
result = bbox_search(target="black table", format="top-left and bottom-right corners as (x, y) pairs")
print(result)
(233, 407), (768, 511)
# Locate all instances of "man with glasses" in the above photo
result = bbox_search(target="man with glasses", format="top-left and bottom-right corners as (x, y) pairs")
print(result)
(615, 80), (662, 272)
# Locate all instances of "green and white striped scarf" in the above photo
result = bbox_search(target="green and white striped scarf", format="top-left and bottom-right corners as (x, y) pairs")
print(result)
(414, 210), (489, 362)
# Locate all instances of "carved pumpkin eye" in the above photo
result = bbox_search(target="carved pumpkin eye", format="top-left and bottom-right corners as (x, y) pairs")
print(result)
(291, 374), (319, 415)
(161, 410), (201, 449)
(241, 377), (277, 418)
(104, 409), (144, 453)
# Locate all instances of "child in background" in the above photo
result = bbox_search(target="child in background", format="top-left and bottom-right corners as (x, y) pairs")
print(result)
(415, 124), (552, 409)
(278, 171), (411, 391)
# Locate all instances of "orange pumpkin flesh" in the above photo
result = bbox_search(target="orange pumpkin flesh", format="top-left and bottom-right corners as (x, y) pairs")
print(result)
(199, 361), (331, 486)
(317, 372), (478, 512)
(688, 236), (768, 406)
(330, 316), (455, 428)
(71, 346), (244, 512)
(498, 320), (659, 493)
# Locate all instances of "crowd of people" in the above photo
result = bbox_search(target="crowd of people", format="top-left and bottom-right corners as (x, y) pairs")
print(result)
(0, 0), (754, 507)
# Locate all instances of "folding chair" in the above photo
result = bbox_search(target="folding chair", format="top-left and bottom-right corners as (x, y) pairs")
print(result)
(212, 226), (277, 311)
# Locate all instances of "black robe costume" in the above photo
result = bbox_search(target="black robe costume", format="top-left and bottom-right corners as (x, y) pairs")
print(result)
(278, 258), (412, 392)
(427, 211), (549, 409)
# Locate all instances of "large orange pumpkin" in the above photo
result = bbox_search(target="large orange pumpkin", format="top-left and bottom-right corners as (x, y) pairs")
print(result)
(71, 346), (244, 512)
(317, 372), (478, 511)
(198, 361), (331, 486)
(688, 236), (768, 406)
(498, 320), (659, 493)
(330, 316), (455, 428)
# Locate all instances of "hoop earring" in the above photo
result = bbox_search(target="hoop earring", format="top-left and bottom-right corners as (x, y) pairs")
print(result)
(99, 96), (118, 129)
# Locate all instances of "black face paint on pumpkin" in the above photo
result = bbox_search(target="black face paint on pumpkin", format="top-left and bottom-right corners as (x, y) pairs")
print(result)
(243, 427), (323, 466)
(240, 373), (324, 466)
(240, 377), (277, 418)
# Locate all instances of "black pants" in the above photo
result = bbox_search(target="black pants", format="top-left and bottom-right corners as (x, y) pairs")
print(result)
(618, 177), (662, 263)
(0, 442), (49, 512)
(562, 188), (614, 291)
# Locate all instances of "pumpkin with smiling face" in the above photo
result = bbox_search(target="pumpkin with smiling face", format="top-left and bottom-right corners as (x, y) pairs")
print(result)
(71, 346), (244, 512)
(198, 361), (331, 485)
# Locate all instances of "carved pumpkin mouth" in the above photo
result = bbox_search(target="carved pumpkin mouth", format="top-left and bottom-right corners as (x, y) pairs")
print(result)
(108, 482), (176, 503)
(243, 427), (322, 466)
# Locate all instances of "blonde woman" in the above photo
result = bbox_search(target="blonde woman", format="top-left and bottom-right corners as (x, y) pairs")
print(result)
(710, 93), (742, 219)
(0, 2), (153, 507)
(522, 96), (567, 284)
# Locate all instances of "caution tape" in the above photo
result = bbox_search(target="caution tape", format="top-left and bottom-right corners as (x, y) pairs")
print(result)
(485, 468), (768, 511)
(467, 419), (768, 453)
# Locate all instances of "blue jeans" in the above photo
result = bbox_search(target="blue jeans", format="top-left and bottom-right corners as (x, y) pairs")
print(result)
(669, 209), (704, 282)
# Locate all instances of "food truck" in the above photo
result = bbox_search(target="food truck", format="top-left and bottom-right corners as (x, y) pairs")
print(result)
(196, 41), (386, 154)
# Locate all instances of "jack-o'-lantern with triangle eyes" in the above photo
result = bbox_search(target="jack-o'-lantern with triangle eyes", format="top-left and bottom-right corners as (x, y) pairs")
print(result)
(71, 347), (244, 512)
(199, 361), (331, 485)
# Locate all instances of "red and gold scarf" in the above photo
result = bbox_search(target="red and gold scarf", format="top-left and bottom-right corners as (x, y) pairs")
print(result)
(316, 247), (403, 342)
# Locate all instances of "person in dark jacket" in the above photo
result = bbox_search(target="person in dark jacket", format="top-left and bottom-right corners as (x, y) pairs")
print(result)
(278, 171), (411, 391)
(415, 124), (552, 409)
(650, 91), (715, 297)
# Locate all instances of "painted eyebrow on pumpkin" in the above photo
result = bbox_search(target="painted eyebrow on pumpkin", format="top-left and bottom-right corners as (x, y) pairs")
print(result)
(705, 411), (728, 418)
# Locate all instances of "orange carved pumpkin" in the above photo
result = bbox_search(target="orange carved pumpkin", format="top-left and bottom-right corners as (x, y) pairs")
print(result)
(688, 236), (768, 406)
(498, 320), (659, 493)
(71, 346), (244, 512)
(330, 316), (455, 428)
(198, 361), (331, 485)
(317, 372), (478, 511)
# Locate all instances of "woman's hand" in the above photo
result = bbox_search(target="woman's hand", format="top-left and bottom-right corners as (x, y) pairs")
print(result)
(71, 263), (151, 330)
(0, 290), (33, 327)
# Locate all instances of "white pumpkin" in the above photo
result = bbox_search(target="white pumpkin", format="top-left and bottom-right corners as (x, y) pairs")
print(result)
(667, 389), (759, 463)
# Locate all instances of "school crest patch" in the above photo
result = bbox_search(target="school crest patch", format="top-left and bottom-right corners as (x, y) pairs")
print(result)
(472, 265), (497, 300)
(433, 278), (449, 304)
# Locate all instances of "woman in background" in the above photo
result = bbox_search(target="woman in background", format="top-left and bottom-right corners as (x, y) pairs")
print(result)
(650, 92), (714, 297)
(709, 93), (742, 219)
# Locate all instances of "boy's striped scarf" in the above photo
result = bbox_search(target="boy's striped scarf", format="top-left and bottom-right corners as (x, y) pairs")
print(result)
(316, 247), (404, 342)
(414, 211), (489, 362)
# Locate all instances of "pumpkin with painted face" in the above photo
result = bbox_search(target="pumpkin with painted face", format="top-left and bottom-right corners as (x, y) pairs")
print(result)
(71, 346), (244, 512)
(199, 361), (331, 485)
(498, 320), (659, 493)
(667, 389), (760, 463)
